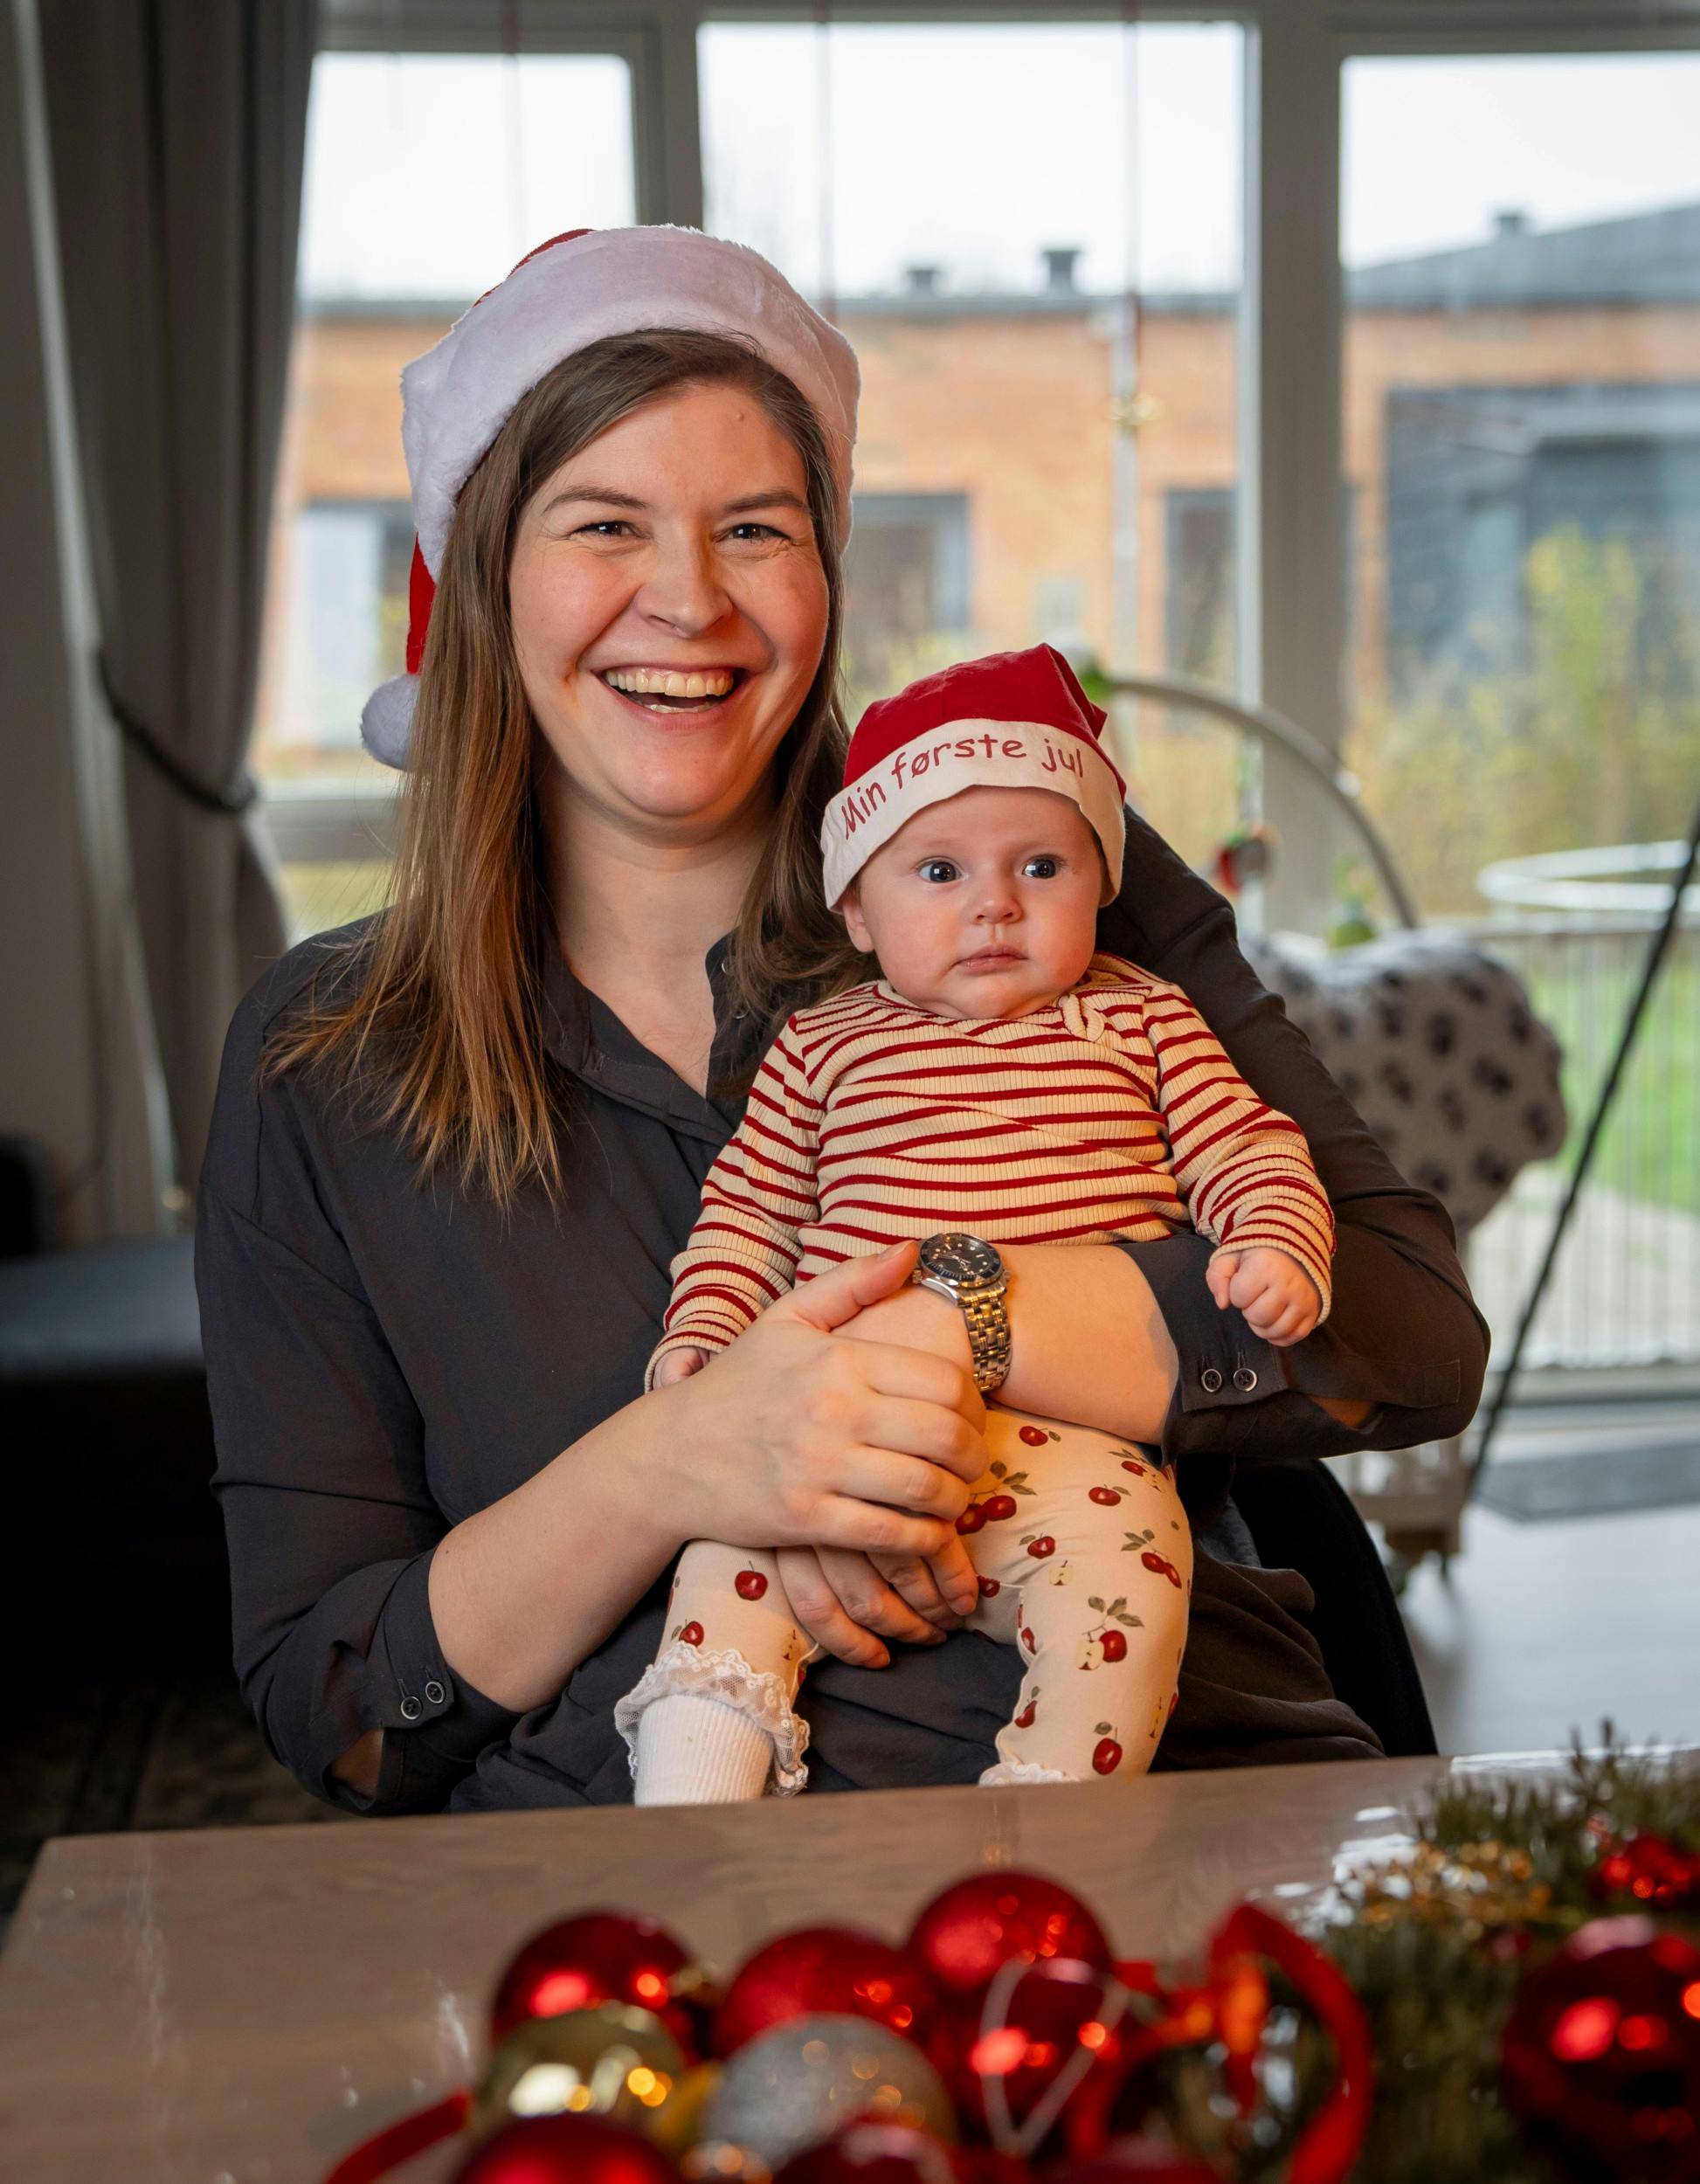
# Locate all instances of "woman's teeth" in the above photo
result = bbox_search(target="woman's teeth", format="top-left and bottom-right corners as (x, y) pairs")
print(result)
(603, 667), (737, 706)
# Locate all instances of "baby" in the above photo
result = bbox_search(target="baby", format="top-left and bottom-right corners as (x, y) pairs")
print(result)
(614, 646), (1332, 1802)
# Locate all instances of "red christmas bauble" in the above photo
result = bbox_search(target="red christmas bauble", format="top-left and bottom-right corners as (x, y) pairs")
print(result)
(908, 1873), (1111, 2002)
(1502, 1917), (1700, 2182)
(1592, 1835), (1700, 1913)
(450, 2112), (677, 2183)
(938, 1956), (1126, 2153)
(774, 2122), (959, 2182)
(489, 1911), (702, 2057)
(950, 2152), (1033, 2183)
(715, 1926), (939, 2056)
(1052, 2143), (1221, 2182)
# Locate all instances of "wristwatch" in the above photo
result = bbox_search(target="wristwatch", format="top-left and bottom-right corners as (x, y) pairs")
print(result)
(913, 1232), (1012, 1393)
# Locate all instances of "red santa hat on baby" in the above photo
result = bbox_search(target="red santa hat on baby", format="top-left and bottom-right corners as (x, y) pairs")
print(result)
(360, 225), (860, 769)
(821, 646), (1128, 909)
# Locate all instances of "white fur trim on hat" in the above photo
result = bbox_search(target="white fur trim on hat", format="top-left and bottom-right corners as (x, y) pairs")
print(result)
(819, 720), (1127, 911)
(404, 226), (859, 574)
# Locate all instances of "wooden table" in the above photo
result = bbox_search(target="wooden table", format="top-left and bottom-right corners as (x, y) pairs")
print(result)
(0, 1752), (1572, 2183)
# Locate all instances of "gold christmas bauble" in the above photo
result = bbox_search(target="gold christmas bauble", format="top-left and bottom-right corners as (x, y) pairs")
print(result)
(471, 2001), (688, 2139)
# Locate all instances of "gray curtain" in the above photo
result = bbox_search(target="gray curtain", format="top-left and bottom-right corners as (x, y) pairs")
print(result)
(41, 0), (317, 1193)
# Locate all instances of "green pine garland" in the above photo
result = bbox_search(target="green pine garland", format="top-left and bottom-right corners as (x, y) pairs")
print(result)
(1150, 1729), (1700, 2182)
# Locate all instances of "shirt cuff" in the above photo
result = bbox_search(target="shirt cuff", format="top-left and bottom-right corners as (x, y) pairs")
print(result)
(1116, 1229), (1294, 1436)
(646, 1325), (734, 1392)
(342, 1551), (520, 1814)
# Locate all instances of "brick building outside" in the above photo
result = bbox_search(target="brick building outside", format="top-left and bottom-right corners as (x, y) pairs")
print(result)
(260, 201), (1700, 902)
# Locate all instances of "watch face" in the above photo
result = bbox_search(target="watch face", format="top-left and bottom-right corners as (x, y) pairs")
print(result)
(919, 1232), (1004, 1286)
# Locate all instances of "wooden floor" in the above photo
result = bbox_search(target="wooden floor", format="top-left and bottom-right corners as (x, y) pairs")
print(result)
(1401, 1494), (1700, 1755)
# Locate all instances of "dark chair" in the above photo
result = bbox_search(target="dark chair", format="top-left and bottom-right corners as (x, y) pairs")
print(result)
(1232, 1456), (1439, 1758)
(0, 1233), (225, 1667)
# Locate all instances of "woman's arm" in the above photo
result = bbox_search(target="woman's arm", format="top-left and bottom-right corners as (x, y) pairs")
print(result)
(1097, 805), (1489, 1458)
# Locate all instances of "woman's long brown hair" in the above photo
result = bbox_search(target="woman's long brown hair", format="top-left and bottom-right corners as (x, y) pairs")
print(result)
(264, 330), (869, 1204)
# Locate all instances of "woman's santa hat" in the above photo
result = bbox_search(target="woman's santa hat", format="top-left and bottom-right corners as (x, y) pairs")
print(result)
(360, 225), (860, 769)
(821, 646), (1127, 909)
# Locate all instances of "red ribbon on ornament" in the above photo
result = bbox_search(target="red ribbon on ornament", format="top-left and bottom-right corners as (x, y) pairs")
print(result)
(321, 2091), (469, 2184)
(1068, 1903), (1372, 2182)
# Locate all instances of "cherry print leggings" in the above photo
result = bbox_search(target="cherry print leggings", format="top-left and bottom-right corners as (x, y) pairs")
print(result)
(615, 1403), (1193, 1795)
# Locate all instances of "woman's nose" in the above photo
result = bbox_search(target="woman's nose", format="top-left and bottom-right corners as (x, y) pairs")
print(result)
(638, 538), (732, 636)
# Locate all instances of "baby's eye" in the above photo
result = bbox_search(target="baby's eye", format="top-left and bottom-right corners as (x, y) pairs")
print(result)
(918, 859), (961, 884)
(1023, 855), (1062, 880)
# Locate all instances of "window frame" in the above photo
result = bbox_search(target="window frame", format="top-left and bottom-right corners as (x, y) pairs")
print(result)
(279, 0), (1700, 918)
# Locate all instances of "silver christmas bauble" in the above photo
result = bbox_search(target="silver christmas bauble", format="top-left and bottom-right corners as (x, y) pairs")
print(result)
(699, 2013), (957, 2170)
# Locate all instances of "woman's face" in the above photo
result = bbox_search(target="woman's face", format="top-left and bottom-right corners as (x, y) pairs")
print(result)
(508, 380), (830, 842)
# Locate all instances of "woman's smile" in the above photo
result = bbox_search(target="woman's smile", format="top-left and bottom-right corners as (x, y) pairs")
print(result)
(595, 662), (750, 717)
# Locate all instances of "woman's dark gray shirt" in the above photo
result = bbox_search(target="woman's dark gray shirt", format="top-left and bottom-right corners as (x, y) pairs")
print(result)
(197, 810), (1485, 1814)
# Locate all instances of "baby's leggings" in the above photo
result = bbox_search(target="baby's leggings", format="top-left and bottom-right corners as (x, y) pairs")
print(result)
(613, 1404), (1193, 1800)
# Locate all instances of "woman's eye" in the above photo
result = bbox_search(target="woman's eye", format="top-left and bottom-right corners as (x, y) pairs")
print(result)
(575, 520), (636, 539)
(725, 522), (785, 543)
(1023, 856), (1061, 879)
(918, 860), (961, 884)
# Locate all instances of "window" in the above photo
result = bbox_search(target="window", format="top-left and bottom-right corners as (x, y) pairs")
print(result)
(253, 46), (637, 934)
(268, 501), (413, 759)
(699, 17), (1244, 708)
(1382, 382), (1700, 691)
(1342, 52), (1700, 916)
(845, 493), (971, 700)
(1342, 51), (1700, 1374)
(1164, 488), (1234, 682)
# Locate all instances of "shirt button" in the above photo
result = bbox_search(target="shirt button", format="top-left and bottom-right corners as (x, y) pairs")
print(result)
(399, 1696), (423, 1722)
(1234, 1365), (1259, 1392)
(424, 1679), (446, 1706)
(1199, 1366), (1224, 1394)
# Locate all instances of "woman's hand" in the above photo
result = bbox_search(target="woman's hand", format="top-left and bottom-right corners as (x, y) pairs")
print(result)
(650, 1241), (989, 1561)
(776, 1545), (949, 1668)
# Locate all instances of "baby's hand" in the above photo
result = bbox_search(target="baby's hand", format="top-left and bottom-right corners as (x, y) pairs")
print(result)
(868, 1534), (983, 1631)
(652, 1345), (709, 1387)
(1206, 1248), (1321, 1348)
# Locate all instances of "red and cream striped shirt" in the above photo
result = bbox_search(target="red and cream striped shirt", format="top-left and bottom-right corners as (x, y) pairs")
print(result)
(650, 952), (1333, 1382)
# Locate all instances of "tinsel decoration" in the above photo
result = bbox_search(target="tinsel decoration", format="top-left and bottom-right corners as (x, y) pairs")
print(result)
(1345, 1837), (1561, 1941)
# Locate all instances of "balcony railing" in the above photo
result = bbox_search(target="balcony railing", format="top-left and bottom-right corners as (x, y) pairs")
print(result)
(1460, 910), (1700, 1374)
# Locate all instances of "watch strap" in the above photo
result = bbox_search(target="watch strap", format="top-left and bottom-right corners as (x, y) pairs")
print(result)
(957, 1276), (1012, 1393)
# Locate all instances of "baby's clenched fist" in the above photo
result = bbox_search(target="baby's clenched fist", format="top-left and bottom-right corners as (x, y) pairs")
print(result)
(1206, 1247), (1321, 1348)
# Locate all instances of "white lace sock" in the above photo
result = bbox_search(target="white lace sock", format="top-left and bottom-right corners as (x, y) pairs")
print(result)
(632, 1691), (776, 1806)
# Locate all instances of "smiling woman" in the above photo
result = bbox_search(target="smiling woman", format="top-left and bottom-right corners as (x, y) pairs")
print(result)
(198, 229), (1475, 1819)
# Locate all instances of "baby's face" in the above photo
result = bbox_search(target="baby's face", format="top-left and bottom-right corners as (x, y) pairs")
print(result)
(840, 785), (1103, 1019)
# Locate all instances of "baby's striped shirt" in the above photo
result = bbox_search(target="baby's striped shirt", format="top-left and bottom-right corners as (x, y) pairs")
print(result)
(649, 951), (1333, 1381)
